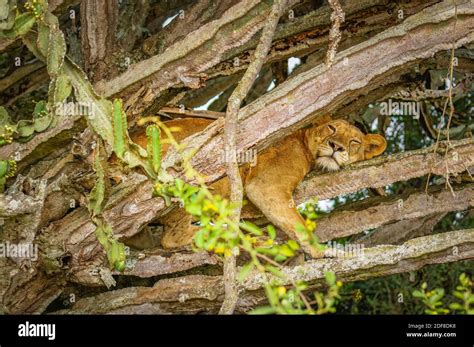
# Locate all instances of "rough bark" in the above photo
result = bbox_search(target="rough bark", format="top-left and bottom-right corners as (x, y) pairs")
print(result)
(312, 184), (474, 242)
(80, 0), (119, 82)
(94, 0), (302, 115)
(184, 1), (474, 182)
(220, 0), (286, 315)
(32, 139), (474, 289)
(54, 229), (474, 314)
(294, 138), (474, 202)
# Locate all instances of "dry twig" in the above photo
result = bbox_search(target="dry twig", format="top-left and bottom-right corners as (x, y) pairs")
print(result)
(325, 0), (345, 67)
(219, 0), (287, 314)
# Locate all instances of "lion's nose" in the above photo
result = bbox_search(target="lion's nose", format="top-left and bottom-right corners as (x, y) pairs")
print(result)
(328, 140), (343, 152)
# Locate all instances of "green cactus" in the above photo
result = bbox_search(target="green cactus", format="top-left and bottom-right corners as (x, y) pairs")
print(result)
(24, 0), (47, 20)
(0, 12), (35, 39)
(146, 125), (162, 176)
(112, 99), (129, 160)
(0, 159), (16, 191)
(94, 218), (126, 272)
(87, 141), (126, 272)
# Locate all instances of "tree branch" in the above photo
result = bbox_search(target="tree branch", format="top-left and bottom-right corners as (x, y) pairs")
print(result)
(220, 0), (286, 315)
(54, 229), (474, 314)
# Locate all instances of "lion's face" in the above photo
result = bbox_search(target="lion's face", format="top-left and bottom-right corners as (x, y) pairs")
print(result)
(307, 119), (387, 172)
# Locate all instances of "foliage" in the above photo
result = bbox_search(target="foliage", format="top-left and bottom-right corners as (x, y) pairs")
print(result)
(146, 119), (337, 314)
(87, 140), (126, 271)
(412, 273), (473, 315)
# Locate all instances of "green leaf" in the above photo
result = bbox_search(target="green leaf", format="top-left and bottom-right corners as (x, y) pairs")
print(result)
(264, 284), (279, 306)
(287, 239), (299, 251)
(12, 12), (35, 36)
(88, 141), (109, 216)
(429, 289), (445, 304)
(33, 114), (52, 132)
(36, 21), (49, 57)
(0, 0), (15, 31)
(0, 160), (9, 177)
(238, 262), (254, 282)
(267, 225), (276, 240)
(412, 290), (425, 299)
(17, 120), (35, 137)
(265, 265), (284, 278)
(239, 221), (263, 236)
(453, 291), (465, 300)
(325, 271), (336, 286)
(185, 202), (202, 216)
(279, 244), (294, 258)
(194, 230), (205, 249)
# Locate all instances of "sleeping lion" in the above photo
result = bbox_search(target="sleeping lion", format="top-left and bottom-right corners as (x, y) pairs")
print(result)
(131, 115), (387, 258)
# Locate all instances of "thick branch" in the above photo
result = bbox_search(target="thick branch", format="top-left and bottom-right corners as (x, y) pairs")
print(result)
(80, 0), (119, 82)
(313, 184), (474, 242)
(94, 1), (298, 107)
(294, 138), (474, 202)
(39, 137), (474, 287)
(55, 229), (474, 314)
(186, 0), (474, 182)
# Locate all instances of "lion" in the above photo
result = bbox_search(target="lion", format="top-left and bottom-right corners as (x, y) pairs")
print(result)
(129, 115), (387, 257)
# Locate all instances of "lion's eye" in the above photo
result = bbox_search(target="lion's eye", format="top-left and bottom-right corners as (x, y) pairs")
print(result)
(327, 124), (337, 134)
(350, 139), (361, 147)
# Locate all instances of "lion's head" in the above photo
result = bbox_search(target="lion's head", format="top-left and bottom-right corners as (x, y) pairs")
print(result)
(305, 118), (387, 172)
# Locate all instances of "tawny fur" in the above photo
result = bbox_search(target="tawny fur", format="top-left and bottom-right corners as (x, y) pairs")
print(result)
(130, 116), (387, 257)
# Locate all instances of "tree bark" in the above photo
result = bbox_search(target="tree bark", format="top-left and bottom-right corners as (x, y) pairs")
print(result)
(52, 229), (474, 314)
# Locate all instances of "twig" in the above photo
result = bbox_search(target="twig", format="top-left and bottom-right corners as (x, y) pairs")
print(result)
(219, 0), (287, 315)
(254, 251), (313, 312)
(325, 0), (345, 67)
(425, 1), (458, 194)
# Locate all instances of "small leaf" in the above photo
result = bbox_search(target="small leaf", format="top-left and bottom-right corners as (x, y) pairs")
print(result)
(325, 271), (336, 286)
(267, 225), (276, 240)
(12, 12), (35, 36)
(287, 239), (299, 251)
(238, 262), (254, 282)
(17, 120), (35, 137)
(239, 221), (263, 236)
(0, 160), (9, 177)
(33, 114), (52, 132)
(412, 290), (425, 299)
(0, 0), (15, 31)
(265, 265), (284, 278)
(88, 141), (109, 216)
(37, 22), (50, 57)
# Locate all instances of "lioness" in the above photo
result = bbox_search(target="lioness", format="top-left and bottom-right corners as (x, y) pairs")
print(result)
(131, 115), (386, 257)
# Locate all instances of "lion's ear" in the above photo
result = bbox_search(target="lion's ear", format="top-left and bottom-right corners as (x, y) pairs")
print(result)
(364, 134), (387, 159)
(313, 114), (333, 127)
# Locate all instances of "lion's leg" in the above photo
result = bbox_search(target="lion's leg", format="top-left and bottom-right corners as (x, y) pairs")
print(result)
(243, 138), (324, 257)
(160, 208), (199, 249)
(245, 180), (324, 258)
